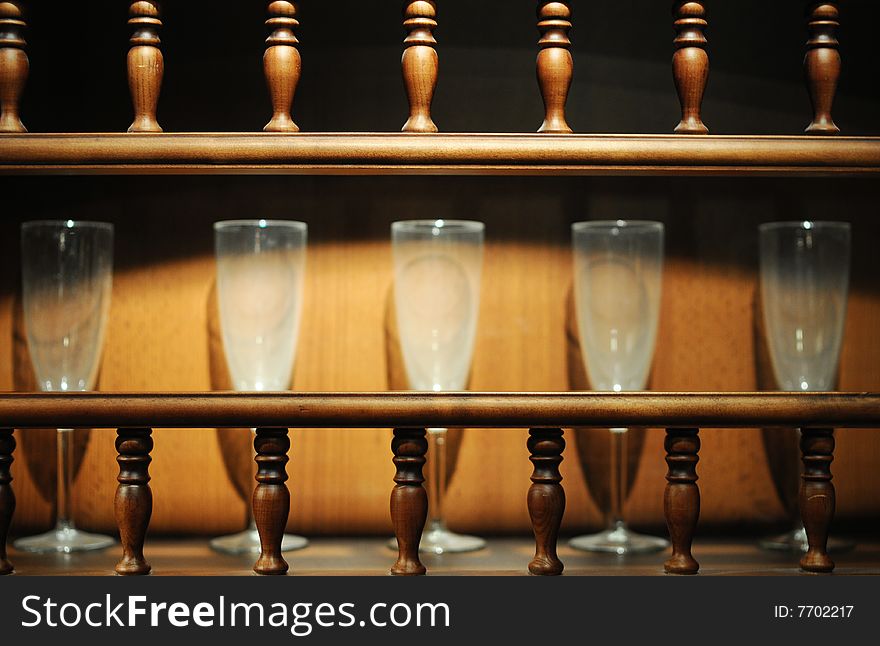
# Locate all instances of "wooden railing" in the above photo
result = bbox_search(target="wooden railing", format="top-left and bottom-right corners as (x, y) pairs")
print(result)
(1, 133), (879, 176)
(1, 391), (877, 577)
(0, 2), (871, 177)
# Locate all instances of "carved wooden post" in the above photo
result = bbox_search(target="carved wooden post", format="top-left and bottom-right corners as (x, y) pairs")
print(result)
(0, 429), (15, 575)
(115, 428), (153, 575)
(128, 1), (163, 133)
(264, 1), (301, 132)
(401, 1), (438, 133)
(390, 427), (428, 575)
(672, 2), (709, 135)
(253, 427), (290, 575)
(527, 428), (565, 575)
(804, 2), (840, 135)
(536, 2), (573, 134)
(663, 428), (700, 574)
(0, 1), (27, 132)
(799, 427), (835, 573)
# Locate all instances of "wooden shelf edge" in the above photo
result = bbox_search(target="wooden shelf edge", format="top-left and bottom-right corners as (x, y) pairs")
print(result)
(1, 133), (879, 176)
(1, 391), (878, 428)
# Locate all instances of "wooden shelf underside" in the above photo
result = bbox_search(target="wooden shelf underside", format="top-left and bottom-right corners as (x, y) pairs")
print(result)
(1, 133), (879, 176)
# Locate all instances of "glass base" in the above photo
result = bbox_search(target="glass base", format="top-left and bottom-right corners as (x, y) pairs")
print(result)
(209, 528), (309, 555)
(758, 526), (856, 554)
(569, 522), (670, 555)
(13, 526), (115, 554)
(386, 521), (487, 555)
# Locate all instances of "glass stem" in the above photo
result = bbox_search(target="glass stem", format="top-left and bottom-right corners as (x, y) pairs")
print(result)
(608, 427), (628, 530)
(427, 428), (447, 532)
(56, 428), (75, 532)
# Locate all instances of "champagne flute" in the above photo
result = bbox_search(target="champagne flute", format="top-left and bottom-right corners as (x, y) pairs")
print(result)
(569, 220), (669, 554)
(391, 219), (485, 554)
(14, 220), (115, 553)
(758, 220), (852, 552)
(210, 220), (309, 554)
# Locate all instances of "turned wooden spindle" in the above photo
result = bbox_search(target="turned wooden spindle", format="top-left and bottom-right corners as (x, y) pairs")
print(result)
(390, 427), (428, 576)
(115, 428), (153, 575)
(401, 1), (438, 133)
(663, 428), (700, 574)
(672, 2), (709, 135)
(0, 1), (27, 132)
(253, 427), (290, 575)
(0, 429), (15, 575)
(264, 1), (301, 132)
(127, 1), (163, 133)
(536, 2), (573, 134)
(804, 2), (840, 135)
(799, 427), (835, 573)
(527, 428), (565, 575)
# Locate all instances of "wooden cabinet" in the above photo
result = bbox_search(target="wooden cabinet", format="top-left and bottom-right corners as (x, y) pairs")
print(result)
(1, 0), (879, 576)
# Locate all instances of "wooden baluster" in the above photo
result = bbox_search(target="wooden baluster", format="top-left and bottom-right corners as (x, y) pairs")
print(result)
(536, 2), (573, 134)
(0, 429), (15, 575)
(390, 427), (428, 575)
(128, 1), (163, 133)
(253, 427), (290, 575)
(115, 428), (153, 575)
(0, 1), (27, 132)
(663, 428), (700, 574)
(401, 1), (438, 133)
(804, 2), (840, 135)
(527, 428), (565, 575)
(799, 427), (835, 572)
(264, 1), (301, 132)
(672, 2), (709, 135)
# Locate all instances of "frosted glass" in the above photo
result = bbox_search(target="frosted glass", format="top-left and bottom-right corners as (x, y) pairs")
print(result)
(21, 221), (113, 393)
(215, 220), (307, 392)
(759, 221), (850, 392)
(392, 220), (483, 392)
(572, 220), (663, 392)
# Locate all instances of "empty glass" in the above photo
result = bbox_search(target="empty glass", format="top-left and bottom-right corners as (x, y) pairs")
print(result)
(15, 220), (115, 553)
(391, 219), (485, 554)
(569, 220), (669, 554)
(758, 220), (852, 552)
(210, 220), (309, 554)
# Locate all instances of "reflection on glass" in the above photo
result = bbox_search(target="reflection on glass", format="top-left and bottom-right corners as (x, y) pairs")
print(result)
(210, 220), (309, 555)
(392, 219), (485, 554)
(569, 220), (669, 555)
(14, 220), (115, 553)
(758, 220), (852, 553)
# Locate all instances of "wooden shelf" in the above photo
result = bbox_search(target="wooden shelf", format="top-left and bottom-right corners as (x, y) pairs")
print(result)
(2, 133), (880, 176)
(3, 392), (874, 577)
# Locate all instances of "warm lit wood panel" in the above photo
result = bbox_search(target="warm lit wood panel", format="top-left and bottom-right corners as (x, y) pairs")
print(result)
(4, 234), (880, 537)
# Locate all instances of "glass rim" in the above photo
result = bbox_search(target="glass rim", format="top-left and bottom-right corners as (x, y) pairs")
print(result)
(21, 220), (114, 231)
(572, 220), (663, 232)
(392, 219), (485, 233)
(214, 219), (307, 231)
(758, 220), (850, 233)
